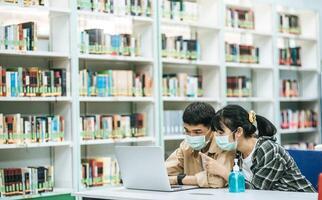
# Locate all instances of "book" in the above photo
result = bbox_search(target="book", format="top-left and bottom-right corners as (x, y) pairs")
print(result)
(81, 157), (120, 188)
(279, 13), (301, 35)
(77, 0), (152, 17)
(0, 166), (53, 198)
(0, 114), (64, 145)
(226, 7), (255, 30)
(161, 0), (198, 23)
(162, 73), (203, 98)
(226, 76), (252, 98)
(279, 46), (301, 66)
(225, 42), (259, 64)
(79, 69), (152, 97)
(80, 113), (146, 140)
(80, 29), (141, 56)
(0, 66), (68, 97)
(280, 79), (299, 97)
(0, 21), (37, 51)
(161, 33), (200, 61)
(280, 109), (318, 130)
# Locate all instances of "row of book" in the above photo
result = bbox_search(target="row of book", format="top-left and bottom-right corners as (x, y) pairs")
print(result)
(0, 66), (68, 97)
(81, 157), (120, 188)
(0, 166), (53, 197)
(161, 0), (198, 23)
(226, 76), (252, 98)
(163, 110), (184, 136)
(279, 47), (301, 66)
(80, 113), (146, 140)
(0, 114), (65, 145)
(77, 0), (152, 17)
(225, 42), (260, 64)
(226, 7), (255, 30)
(280, 109), (318, 130)
(2, 0), (46, 6)
(161, 34), (200, 61)
(278, 13), (301, 35)
(79, 69), (152, 97)
(162, 73), (203, 98)
(280, 79), (299, 98)
(0, 22), (37, 51)
(79, 29), (141, 56)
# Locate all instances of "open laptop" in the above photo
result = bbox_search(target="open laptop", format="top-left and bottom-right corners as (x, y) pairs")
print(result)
(115, 146), (198, 192)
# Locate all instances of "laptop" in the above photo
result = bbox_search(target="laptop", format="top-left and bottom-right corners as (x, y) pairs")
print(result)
(115, 146), (198, 192)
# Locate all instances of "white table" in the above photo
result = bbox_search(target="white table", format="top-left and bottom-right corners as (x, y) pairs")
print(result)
(74, 187), (318, 200)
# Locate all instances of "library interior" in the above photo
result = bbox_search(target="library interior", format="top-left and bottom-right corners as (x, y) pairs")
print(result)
(0, 0), (322, 200)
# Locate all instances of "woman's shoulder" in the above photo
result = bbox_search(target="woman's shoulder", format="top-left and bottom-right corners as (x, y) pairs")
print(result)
(255, 136), (286, 159)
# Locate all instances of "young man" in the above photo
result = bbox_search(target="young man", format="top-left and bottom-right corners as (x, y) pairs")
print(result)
(165, 102), (235, 188)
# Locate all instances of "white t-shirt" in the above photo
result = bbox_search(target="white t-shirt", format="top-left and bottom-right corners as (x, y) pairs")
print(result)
(242, 144), (256, 182)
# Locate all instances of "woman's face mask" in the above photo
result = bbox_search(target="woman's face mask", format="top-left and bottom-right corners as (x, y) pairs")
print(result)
(215, 128), (238, 151)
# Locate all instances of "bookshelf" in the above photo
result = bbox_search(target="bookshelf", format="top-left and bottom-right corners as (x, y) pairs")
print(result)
(0, 0), (73, 198)
(0, 0), (320, 199)
(276, 6), (321, 147)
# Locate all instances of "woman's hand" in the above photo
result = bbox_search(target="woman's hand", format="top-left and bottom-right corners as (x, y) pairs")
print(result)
(200, 152), (230, 181)
(169, 176), (177, 185)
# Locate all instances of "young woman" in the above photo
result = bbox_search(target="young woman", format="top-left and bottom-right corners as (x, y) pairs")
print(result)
(201, 104), (315, 192)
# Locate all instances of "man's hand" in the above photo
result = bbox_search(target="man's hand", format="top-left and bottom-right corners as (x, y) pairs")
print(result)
(169, 176), (177, 185)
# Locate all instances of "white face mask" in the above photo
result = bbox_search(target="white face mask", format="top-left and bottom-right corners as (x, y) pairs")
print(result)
(215, 131), (238, 151)
(185, 135), (207, 150)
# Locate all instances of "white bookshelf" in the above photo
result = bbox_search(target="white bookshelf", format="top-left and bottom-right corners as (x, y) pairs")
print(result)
(0, 0), (320, 199)
(276, 6), (321, 145)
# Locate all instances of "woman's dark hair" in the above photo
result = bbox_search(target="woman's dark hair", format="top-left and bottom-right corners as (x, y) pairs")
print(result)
(212, 104), (276, 138)
(183, 102), (216, 128)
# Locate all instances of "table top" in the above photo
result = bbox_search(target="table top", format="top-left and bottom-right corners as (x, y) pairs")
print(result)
(74, 187), (318, 200)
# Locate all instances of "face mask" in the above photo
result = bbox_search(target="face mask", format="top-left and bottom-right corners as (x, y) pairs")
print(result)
(215, 135), (237, 151)
(185, 135), (207, 151)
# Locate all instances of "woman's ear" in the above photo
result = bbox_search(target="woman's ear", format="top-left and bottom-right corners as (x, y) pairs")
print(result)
(235, 127), (243, 139)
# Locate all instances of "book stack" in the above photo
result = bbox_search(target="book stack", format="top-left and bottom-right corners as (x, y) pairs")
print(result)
(279, 46), (301, 66)
(280, 109), (318, 130)
(0, 166), (54, 197)
(279, 13), (301, 35)
(226, 7), (255, 29)
(81, 157), (120, 188)
(80, 113), (146, 140)
(225, 42), (259, 64)
(0, 114), (64, 145)
(79, 29), (141, 56)
(0, 22), (37, 51)
(1, 0), (47, 6)
(163, 110), (184, 136)
(79, 69), (152, 97)
(161, 33), (200, 60)
(0, 66), (68, 97)
(77, 0), (152, 17)
(280, 79), (299, 97)
(162, 73), (203, 98)
(226, 76), (252, 97)
(161, 0), (198, 23)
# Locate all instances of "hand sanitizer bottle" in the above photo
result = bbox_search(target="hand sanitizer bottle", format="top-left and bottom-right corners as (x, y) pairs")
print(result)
(229, 158), (245, 193)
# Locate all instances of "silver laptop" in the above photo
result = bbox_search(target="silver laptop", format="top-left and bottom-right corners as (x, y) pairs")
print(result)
(115, 146), (198, 192)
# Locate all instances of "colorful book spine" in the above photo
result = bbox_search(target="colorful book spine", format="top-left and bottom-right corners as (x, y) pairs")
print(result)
(0, 66), (68, 97)
(162, 73), (203, 98)
(79, 69), (152, 97)
(279, 13), (301, 35)
(280, 109), (318, 130)
(0, 113), (64, 145)
(226, 76), (252, 97)
(161, 0), (198, 23)
(225, 42), (259, 64)
(0, 166), (54, 198)
(0, 21), (37, 51)
(280, 79), (299, 97)
(226, 7), (255, 30)
(81, 157), (120, 188)
(80, 113), (146, 140)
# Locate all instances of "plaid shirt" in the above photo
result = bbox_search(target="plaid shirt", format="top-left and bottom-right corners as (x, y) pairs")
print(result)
(245, 136), (316, 192)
